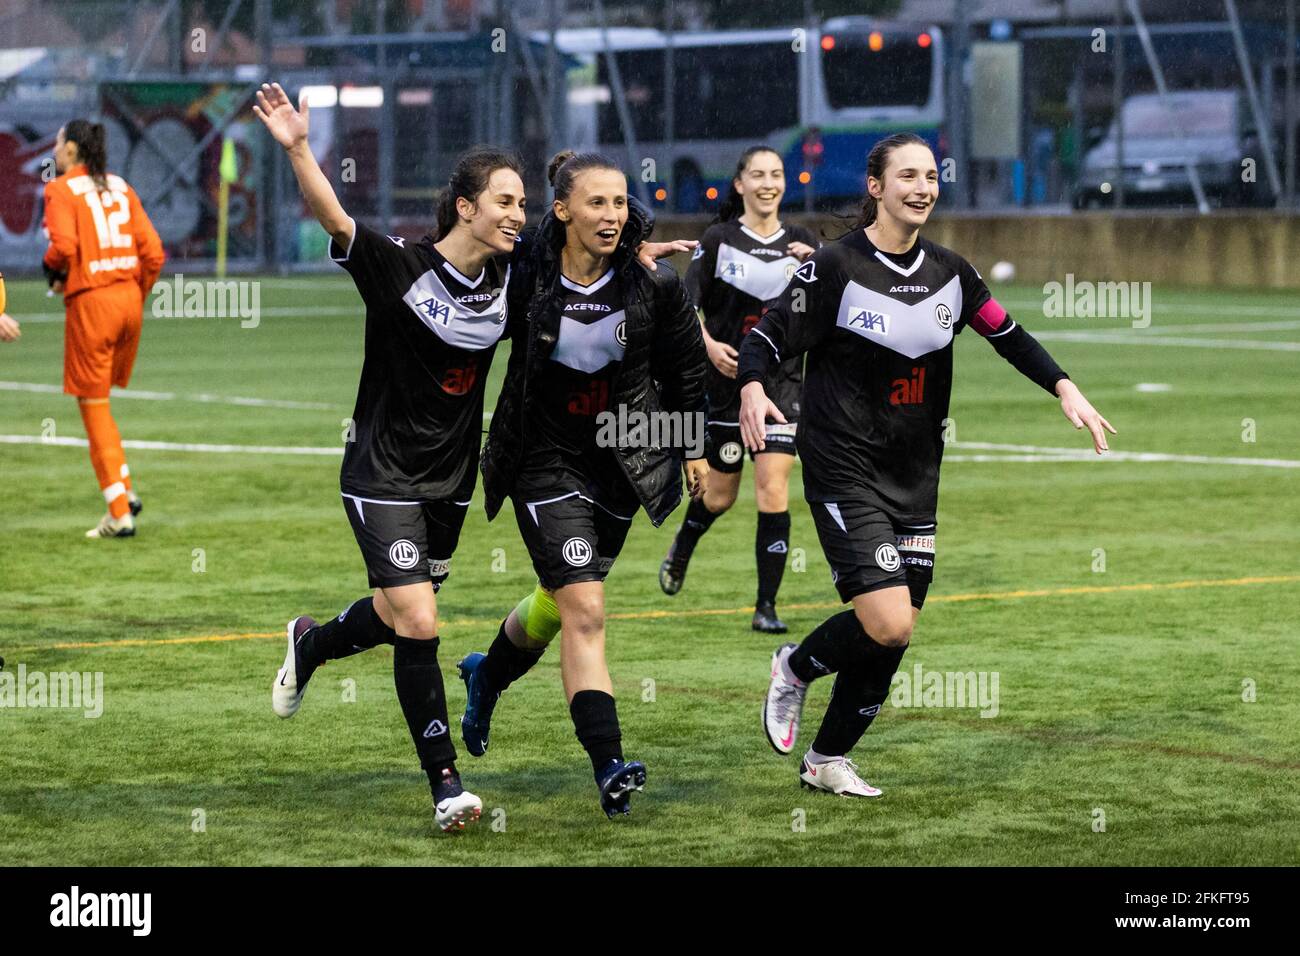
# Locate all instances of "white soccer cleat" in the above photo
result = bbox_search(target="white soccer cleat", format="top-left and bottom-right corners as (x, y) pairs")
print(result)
(799, 756), (882, 798)
(435, 789), (483, 832)
(85, 512), (135, 539)
(763, 643), (807, 755)
(272, 615), (317, 718)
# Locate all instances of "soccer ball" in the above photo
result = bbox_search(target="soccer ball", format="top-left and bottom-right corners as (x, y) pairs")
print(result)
(989, 261), (1016, 283)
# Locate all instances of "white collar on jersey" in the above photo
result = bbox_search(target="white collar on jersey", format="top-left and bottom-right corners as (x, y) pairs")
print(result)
(874, 247), (926, 277)
(559, 267), (615, 296)
(441, 259), (486, 289)
(738, 223), (786, 244)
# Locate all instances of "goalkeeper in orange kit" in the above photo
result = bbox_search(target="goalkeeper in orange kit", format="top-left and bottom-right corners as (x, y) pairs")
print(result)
(41, 119), (166, 538)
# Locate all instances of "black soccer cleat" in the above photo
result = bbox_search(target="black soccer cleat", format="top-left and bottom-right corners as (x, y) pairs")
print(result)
(596, 758), (647, 818)
(128, 492), (143, 517)
(752, 600), (788, 634)
(659, 536), (689, 596)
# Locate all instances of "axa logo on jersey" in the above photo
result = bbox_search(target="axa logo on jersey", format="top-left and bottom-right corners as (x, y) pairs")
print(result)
(847, 308), (890, 335)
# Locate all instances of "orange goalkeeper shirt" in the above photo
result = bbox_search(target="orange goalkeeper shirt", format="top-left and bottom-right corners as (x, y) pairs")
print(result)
(42, 163), (166, 300)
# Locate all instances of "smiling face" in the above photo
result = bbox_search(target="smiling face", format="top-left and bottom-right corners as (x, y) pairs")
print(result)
(554, 167), (627, 259)
(869, 142), (939, 230)
(736, 149), (785, 219)
(456, 167), (526, 255)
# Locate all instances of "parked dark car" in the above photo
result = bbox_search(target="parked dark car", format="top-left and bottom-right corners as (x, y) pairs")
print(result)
(1073, 90), (1272, 208)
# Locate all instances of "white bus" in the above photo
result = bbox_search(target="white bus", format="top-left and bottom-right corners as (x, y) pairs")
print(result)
(545, 17), (946, 211)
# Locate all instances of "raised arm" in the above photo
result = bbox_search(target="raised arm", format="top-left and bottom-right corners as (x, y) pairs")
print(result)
(253, 82), (352, 249)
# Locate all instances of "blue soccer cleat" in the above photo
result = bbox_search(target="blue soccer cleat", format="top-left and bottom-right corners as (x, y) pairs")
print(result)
(596, 758), (647, 819)
(457, 652), (499, 757)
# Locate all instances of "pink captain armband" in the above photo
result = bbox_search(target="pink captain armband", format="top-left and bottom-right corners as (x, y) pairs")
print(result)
(969, 297), (1009, 336)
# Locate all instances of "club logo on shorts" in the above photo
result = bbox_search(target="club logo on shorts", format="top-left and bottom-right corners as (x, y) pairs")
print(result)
(615, 319), (627, 347)
(875, 543), (902, 572)
(389, 539), (420, 570)
(935, 303), (953, 330)
(719, 441), (743, 464)
(562, 537), (593, 567)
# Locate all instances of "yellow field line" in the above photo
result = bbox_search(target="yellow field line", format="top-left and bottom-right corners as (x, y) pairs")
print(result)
(9, 573), (1299, 655)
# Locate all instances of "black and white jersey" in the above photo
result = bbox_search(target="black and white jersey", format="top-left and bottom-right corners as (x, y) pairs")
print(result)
(686, 218), (818, 417)
(527, 266), (627, 458)
(329, 220), (510, 501)
(737, 228), (1067, 524)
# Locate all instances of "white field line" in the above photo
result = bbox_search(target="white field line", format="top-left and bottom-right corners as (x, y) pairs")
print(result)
(3, 433), (1296, 468)
(15, 305), (359, 324)
(997, 299), (1300, 319)
(0, 434), (343, 455)
(0, 380), (336, 411)
(948, 440), (1300, 468)
(1031, 331), (1300, 351)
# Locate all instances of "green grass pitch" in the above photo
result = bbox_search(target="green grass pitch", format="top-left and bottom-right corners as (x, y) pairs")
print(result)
(1, 273), (1297, 866)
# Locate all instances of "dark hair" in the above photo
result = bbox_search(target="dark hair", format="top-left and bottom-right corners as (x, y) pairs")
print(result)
(847, 132), (933, 231)
(432, 146), (523, 241)
(714, 145), (782, 224)
(63, 118), (109, 191)
(547, 150), (621, 202)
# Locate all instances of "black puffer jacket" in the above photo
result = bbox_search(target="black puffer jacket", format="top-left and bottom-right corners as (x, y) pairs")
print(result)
(481, 200), (709, 527)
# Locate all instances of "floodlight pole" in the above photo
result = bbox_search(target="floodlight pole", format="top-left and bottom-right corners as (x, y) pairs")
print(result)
(1124, 0), (1211, 213)
(1224, 0), (1283, 202)
(594, 0), (650, 205)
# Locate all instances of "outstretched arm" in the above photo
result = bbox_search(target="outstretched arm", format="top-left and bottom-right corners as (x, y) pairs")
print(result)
(253, 82), (352, 249)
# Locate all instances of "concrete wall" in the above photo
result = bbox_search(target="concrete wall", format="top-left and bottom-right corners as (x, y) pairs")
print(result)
(655, 212), (1300, 291)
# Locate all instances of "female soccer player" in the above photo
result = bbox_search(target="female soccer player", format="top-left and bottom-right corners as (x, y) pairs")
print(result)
(739, 133), (1115, 797)
(43, 120), (165, 538)
(658, 146), (817, 634)
(460, 151), (710, 818)
(255, 82), (525, 831)
(254, 86), (694, 832)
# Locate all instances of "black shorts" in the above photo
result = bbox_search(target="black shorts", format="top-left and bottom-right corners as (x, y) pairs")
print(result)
(809, 498), (935, 609)
(706, 420), (797, 473)
(510, 459), (639, 591)
(342, 493), (470, 590)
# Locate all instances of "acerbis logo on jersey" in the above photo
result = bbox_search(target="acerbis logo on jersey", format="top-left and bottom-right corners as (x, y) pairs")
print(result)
(691, 244), (705, 260)
(793, 260), (817, 283)
(875, 543), (902, 572)
(389, 539), (420, 569)
(847, 308), (890, 336)
(562, 537), (593, 567)
(719, 441), (744, 464)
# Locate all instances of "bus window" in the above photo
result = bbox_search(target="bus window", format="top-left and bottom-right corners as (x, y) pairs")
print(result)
(823, 34), (932, 109)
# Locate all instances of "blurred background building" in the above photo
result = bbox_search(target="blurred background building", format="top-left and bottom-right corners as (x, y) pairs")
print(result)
(0, 0), (1296, 275)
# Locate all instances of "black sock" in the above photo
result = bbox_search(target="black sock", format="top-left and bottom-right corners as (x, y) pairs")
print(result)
(569, 689), (623, 775)
(811, 639), (908, 757)
(298, 597), (395, 671)
(755, 510), (791, 605)
(392, 636), (456, 785)
(478, 620), (545, 696)
(788, 609), (867, 683)
(667, 497), (722, 569)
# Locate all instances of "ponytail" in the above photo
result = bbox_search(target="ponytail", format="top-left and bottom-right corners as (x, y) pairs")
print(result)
(64, 118), (109, 191)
